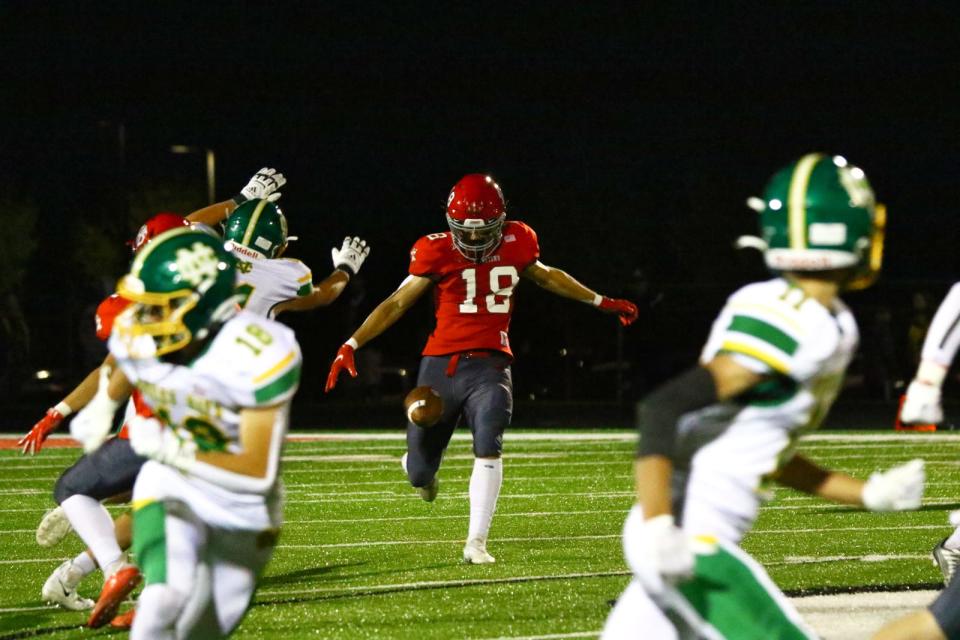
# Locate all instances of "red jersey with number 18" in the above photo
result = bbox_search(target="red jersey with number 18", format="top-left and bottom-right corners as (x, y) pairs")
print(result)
(408, 220), (540, 357)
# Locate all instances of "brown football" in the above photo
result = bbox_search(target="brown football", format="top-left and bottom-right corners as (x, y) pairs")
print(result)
(404, 386), (443, 428)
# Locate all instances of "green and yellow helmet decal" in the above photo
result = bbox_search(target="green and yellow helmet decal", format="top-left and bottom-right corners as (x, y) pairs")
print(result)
(222, 198), (288, 258)
(116, 227), (238, 357)
(742, 153), (885, 289)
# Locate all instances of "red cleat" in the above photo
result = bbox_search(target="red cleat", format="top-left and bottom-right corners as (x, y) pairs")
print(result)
(109, 607), (136, 630)
(87, 566), (142, 628)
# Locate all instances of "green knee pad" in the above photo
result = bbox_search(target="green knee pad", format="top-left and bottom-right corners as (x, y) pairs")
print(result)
(133, 500), (167, 585)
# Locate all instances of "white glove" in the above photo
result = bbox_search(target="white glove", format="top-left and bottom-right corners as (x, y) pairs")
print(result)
(900, 379), (943, 425)
(235, 167), (286, 204)
(331, 236), (370, 276)
(622, 506), (694, 597)
(128, 415), (197, 471)
(862, 458), (925, 512)
(69, 366), (121, 453)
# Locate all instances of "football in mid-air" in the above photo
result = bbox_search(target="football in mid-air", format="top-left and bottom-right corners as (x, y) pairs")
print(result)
(404, 386), (443, 428)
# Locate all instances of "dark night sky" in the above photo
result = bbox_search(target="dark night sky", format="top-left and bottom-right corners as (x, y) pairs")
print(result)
(1, 2), (958, 404)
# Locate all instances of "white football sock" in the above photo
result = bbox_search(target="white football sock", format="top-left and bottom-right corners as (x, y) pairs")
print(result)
(71, 551), (97, 578)
(131, 584), (182, 640)
(468, 457), (502, 542)
(945, 525), (960, 550)
(60, 495), (122, 570)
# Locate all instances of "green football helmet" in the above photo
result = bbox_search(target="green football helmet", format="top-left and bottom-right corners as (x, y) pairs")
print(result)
(740, 153), (885, 290)
(115, 227), (239, 357)
(222, 198), (289, 258)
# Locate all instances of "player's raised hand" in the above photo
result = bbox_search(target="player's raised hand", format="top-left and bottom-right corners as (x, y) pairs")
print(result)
(325, 342), (358, 392)
(599, 296), (639, 326)
(18, 407), (65, 455)
(236, 168), (286, 204)
(900, 379), (943, 425)
(331, 237), (370, 276)
(862, 458), (926, 512)
(622, 506), (693, 597)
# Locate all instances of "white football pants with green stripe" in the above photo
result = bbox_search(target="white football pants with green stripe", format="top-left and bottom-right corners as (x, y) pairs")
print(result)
(131, 461), (278, 639)
(603, 538), (817, 640)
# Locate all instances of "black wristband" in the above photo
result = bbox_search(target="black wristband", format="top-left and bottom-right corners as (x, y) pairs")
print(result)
(637, 366), (718, 459)
(231, 194), (247, 206)
(334, 265), (355, 277)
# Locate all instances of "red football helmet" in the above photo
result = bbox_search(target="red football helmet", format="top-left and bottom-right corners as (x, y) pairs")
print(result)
(128, 212), (190, 253)
(445, 174), (506, 260)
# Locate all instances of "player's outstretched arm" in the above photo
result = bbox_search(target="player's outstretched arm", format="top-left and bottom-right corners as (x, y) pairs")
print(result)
(521, 260), (638, 326)
(274, 237), (370, 314)
(775, 453), (925, 511)
(274, 271), (351, 314)
(185, 167), (287, 227)
(325, 275), (432, 392)
(19, 354), (119, 455)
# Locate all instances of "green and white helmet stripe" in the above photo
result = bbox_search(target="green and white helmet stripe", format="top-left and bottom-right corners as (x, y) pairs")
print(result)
(742, 153), (881, 276)
(223, 199), (289, 258)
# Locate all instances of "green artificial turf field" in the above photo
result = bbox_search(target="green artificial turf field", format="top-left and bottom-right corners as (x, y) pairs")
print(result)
(0, 430), (952, 639)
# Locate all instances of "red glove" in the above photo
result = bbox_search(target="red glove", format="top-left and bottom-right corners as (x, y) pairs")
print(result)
(599, 297), (639, 326)
(18, 408), (65, 455)
(325, 343), (358, 392)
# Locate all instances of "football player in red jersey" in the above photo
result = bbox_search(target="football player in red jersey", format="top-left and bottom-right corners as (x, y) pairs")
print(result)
(18, 168), (285, 627)
(326, 173), (638, 564)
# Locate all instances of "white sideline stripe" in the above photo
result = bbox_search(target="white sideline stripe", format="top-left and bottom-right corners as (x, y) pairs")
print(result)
(769, 553), (930, 565)
(282, 452), (567, 463)
(5, 516), (951, 537)
(277, 533), (620, 550)
(482, 633), (600, 640)
(0, 509), (630, 534)
(255, 569), (629, 599)
(0, 604), (59, 613)
(751, 524), (947, 535)
(801, 433), (960, 442)
(288, 491), (633, 503)
(283, 460), (632, 474)
(0, 441), (634, 461)
(0, 473), (637, 491)
(0, 558), (63, 565)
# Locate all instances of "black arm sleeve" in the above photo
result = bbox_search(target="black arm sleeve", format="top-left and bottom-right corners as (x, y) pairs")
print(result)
(637, 366), (718, 459)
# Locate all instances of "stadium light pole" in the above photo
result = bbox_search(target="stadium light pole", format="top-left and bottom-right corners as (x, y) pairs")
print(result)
(170, 145), (216, 204)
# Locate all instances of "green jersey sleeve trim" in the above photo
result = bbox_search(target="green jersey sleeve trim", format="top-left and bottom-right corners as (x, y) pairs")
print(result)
(728, 315), (799, 356)
(254, 363), (301, 404)
(296, 282), (313, 297)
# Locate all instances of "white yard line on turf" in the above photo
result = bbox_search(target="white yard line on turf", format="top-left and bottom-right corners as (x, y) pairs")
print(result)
(802, 433), (960, 442)
(286, 491), (633, 503)
(0, 604), (59, 613)
(768, 553), (930, 565)
(277, 534), (620, 550)
(255, 570), (630, 599)
(751, 524), (947, 535)
(481, 633), (601, 640)
(0, 509), (629, 534)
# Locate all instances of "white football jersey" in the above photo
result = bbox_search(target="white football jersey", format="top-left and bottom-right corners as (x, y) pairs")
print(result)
(230, 244), (313, 318)
(110, 310), (301, 529)
(673, 278), (859, 543)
